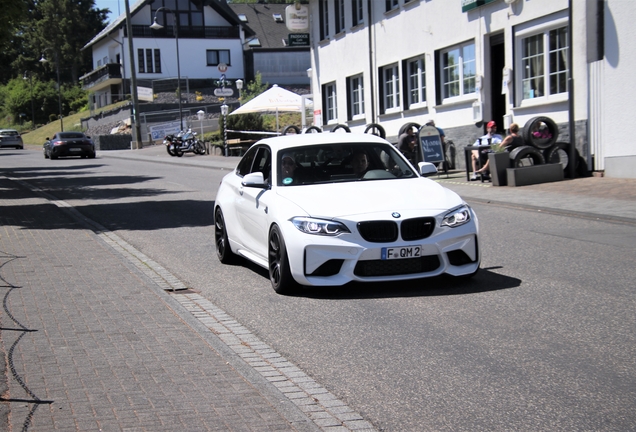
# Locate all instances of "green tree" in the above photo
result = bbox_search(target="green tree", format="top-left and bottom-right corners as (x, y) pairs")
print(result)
(240, 72), (269, 104)
(30, 0), (109, 84)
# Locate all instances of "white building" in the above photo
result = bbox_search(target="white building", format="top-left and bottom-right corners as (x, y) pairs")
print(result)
(80, 0), (310, 109)
(308, 0), (636, 178)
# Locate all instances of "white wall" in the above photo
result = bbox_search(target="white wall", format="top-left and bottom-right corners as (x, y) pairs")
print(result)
(310, 0), (581, 139)
(599, 0), (636, 177)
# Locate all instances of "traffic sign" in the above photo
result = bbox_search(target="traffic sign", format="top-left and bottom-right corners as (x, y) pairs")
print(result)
(218, 63), (228, 73)
(214, 88), (234, 97)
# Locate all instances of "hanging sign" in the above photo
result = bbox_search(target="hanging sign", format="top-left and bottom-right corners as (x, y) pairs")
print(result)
(285, 3), (309, 31)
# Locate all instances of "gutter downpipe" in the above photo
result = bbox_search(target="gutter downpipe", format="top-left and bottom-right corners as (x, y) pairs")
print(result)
(568, 0), (576, 178)
(367, 0), (376, 124)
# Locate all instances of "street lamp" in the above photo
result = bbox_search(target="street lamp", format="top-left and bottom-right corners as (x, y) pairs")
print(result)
(220, 104), (229, 157)
(39, 52), (64, 132)
(23, 72), (36, 129)
(150, 7), (183, 131)
(235, 79), (243, 105)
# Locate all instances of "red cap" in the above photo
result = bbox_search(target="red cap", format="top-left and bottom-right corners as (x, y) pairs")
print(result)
(487, 121), (496, 128)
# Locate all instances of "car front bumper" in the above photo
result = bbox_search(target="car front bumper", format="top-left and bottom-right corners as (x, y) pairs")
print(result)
(283, 216), (480, 286)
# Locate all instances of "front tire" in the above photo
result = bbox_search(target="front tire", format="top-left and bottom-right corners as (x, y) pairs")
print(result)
(215, 208), (237, 264)
(268, 225), (297, 295)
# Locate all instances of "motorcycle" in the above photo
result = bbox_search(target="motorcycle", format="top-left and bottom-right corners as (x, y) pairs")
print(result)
(164, 129), (206, 157)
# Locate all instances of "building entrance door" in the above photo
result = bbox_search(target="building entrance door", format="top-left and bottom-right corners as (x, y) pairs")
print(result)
(490, 33), (506, 132)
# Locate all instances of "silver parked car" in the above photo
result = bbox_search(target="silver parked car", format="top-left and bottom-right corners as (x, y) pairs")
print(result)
(0, 129), (24, 149)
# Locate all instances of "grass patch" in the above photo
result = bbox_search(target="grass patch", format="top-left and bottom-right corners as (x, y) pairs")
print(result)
(21, 101), (130, 147)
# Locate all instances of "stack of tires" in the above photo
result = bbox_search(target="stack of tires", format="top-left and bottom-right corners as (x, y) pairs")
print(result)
(519, 116), (584, 178)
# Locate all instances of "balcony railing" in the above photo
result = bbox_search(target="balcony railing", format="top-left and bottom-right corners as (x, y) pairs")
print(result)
(80, 63), (122, 90)
(128, 24), (240, 39)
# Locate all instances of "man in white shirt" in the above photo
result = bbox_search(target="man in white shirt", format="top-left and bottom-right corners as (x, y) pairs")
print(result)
(471, 120), (503, 180)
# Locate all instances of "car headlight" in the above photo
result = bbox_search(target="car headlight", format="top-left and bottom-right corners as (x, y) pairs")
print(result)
(442, 205), (471, 228)
(291, 217), (350, 236)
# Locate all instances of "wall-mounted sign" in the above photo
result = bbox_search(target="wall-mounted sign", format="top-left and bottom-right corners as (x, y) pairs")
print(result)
(288, 33), (309, 46)
(462, 0), (496, 12)
(285, 3), (309, 31)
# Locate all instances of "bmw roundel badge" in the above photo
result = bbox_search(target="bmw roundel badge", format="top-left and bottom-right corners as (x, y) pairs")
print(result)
(392, 212), (401, 218)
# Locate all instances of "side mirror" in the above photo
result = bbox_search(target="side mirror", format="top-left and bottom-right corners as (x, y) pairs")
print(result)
(418, 162), (438, 177)
(242, 172), (268, 188)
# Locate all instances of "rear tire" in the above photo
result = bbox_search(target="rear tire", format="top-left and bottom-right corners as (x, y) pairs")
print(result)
(268, 225), (297, 295)
(215, 208), (237, 264)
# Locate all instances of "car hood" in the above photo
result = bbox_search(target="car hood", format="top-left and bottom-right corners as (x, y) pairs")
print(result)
(275, 178), (464, 219)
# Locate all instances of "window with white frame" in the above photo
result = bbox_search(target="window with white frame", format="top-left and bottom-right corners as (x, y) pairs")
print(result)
(352, 0), (364, 26)
(381, 64), (400, 113)
(519, 25), (568, 101)
(206, 50), (230, 66)
(137, 49), (161, 74)
(439, 41), (475, 100)
(347, 74), (365, 119)
(385, 0), (398, 12)
(319, 0), (329, 40)
(406, 56), (426, 108)
(322, 82), (337, 123)
(335, 0), (345, 33)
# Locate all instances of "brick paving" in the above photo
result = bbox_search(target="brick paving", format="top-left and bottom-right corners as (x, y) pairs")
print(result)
(0, 178), (327, 431)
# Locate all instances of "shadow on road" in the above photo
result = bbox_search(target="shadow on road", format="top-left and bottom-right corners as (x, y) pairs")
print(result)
(241, 260), (521, 299)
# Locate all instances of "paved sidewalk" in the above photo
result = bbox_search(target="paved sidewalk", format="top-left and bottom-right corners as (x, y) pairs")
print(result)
(0, 177), (327, 431)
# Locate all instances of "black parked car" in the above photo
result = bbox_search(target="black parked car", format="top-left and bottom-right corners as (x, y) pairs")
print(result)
(43, 132), (96, 159)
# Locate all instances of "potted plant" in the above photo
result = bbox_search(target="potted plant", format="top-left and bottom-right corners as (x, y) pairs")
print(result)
(488, 142), (511, 186)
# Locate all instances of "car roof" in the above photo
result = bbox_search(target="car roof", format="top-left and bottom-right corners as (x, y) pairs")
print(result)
(255, 132), (391, 153)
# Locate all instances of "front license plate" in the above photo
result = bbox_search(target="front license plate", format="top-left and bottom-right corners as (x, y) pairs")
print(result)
(381, 246), (421, 260)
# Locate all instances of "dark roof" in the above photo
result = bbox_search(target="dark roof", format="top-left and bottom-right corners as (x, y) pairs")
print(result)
(228, 3), (294, 49)
(83, 0), (252, 50)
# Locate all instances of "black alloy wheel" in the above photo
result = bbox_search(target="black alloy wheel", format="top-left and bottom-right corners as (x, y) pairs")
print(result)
(214, 208), (236, 264)
(268, 225), (297, 295)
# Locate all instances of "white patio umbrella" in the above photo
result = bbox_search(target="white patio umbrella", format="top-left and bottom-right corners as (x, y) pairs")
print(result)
(229, 84), (313, 132)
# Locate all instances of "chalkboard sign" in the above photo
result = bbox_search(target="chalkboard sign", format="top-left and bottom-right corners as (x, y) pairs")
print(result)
(418, 125), (444, 164)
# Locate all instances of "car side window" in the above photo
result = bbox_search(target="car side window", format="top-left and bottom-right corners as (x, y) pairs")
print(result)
(236, 147), (257, 177)
(252, 147), (271, 183)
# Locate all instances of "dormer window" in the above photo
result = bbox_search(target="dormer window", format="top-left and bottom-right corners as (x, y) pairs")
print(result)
(273, 13), (284, 23)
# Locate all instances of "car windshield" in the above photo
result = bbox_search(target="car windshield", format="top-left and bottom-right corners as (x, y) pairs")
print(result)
(277, 142), (418, 186)
(0, 130), (19, 136)
(59, 133), (86, 139)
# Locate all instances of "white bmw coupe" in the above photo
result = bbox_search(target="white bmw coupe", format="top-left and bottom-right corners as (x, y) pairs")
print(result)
(214, 133), (479, 294)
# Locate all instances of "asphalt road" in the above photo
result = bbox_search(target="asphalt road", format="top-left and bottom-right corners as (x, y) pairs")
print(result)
(4, 149), (636, 431)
